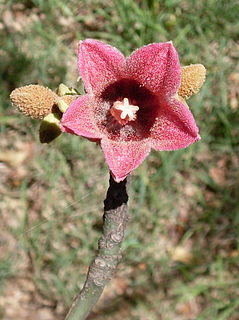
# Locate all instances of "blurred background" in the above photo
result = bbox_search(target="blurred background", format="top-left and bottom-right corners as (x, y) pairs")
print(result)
(0, 0), (239, 319)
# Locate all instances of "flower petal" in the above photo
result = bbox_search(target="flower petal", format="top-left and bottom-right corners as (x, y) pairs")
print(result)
(101, 139), (151, 182)
(126, 42), (181, 97)
(60, 95), (102, 140)
(150, 98), (200, 150)
(78, 39), (125, 95)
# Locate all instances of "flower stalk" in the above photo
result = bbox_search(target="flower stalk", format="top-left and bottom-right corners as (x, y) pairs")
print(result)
(65, 175), (129, 320)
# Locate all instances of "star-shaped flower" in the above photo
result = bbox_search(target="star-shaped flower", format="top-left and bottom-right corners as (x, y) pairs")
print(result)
(59, 39), (204, 182)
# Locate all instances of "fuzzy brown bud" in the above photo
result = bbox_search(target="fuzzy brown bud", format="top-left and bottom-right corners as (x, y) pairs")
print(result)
(10, 85), (58, 119)
(61, 95), (78, 106)
(178, 64), (206, 99)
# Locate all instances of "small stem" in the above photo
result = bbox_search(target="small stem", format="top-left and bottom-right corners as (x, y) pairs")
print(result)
(65, 175), (129, 320)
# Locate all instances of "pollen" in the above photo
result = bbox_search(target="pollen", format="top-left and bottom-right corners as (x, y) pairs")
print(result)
(110, 97), (139, 125)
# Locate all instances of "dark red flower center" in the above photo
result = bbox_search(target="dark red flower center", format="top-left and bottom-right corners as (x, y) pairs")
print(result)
(95, 79), (159, 141)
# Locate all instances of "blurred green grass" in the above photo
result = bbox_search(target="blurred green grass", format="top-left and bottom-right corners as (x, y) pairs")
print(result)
(0, 0), (239, 319)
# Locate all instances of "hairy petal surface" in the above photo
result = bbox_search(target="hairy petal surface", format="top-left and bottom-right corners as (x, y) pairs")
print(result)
(101, 139), (151, 182)
(61, 95), (102, 139)
(78, 39), (125, 95)
(126, 42), (181, 97)
(150, 98), (200, 150)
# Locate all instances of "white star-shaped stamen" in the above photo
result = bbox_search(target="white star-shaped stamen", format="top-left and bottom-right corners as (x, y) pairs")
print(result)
(110, 98), (139, 125)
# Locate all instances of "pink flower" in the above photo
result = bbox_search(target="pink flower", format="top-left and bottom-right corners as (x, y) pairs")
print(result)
(61, 39), (200, 182)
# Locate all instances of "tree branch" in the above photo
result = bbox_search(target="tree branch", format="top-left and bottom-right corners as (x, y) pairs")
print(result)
(65, 175), (129, 320)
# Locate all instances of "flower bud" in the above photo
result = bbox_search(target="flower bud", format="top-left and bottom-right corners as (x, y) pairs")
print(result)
(178, 64), (206, 99)
(57, 83), (77, 96)
(39, 113), (61, 143)
(10, 85), (58, 119)
(59, 95), (78, 112)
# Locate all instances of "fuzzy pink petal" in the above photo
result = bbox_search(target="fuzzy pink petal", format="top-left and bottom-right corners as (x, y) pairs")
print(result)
(78, 39), (125, 95)
(60, 95), (102, 140)
(100, 139), (151, 182)
(150, 98), (200, 150)
(126, 42), (181, 97)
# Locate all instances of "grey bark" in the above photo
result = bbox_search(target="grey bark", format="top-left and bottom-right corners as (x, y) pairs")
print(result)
(65, 175), (129, 320)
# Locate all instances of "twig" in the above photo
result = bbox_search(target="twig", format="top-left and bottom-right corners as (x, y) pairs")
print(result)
(65, 174), (129, 320)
